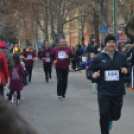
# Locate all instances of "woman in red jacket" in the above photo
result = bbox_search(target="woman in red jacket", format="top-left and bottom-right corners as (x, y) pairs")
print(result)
(0, 52), (9, 95)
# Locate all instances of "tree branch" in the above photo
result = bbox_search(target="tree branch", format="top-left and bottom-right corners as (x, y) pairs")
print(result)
(38, 0), (56, 11)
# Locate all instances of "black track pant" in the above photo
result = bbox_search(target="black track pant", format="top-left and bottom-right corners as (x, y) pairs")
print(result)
(56, 68), (69, 97)
(43, 64), (52, 78)
(25, 66), (33, 82)
(0, 84), (3, 96)
(8, 91), (20, 101)
(72, 59), (76, 70)
(98, 95), (123, 134)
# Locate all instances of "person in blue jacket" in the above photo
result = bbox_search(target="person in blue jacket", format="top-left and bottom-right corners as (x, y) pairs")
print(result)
(86, 52), (95, 92)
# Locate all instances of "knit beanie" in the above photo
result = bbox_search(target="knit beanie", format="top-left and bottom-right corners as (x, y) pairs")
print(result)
(105, 35), (116, 45)
(0, 41), (7, 48)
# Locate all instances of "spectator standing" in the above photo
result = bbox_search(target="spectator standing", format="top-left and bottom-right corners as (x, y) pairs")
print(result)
(0, 51), (9, 95)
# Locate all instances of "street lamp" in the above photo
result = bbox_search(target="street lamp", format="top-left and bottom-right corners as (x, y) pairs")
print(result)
(57, 0), (60, 44)
(113, 0), (116, 37)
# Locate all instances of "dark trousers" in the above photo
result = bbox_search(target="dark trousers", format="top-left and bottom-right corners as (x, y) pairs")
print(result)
(8, 91), (20, 101)
(0, 84), (3, 96)
(98, 95), (123, 134)
(72, 59), (76, 70)
(56, 68), (69, 97)
(25, 66), (33, 82)
(43, 64), (52, 79)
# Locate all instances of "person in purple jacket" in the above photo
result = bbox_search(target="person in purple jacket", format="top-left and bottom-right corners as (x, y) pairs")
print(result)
(40, 42), (52, 82)
(8, 53), (25, 108)
(51, 39), (74, 99)
(22, 44), (36, 82)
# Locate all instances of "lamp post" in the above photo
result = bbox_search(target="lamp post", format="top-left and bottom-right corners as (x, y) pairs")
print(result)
(57, 0), (60, 44)
(78, 0), (82, 43)
(113, 0), (116, 37)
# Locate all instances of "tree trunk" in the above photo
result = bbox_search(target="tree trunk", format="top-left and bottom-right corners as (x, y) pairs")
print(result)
(94, 9), (100, 46)
(59, 24), (65, 39)
(48, 0), (57, 45)
(43, 7), (49, 42)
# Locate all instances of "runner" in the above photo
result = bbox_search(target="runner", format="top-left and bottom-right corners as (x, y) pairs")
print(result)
(86, 35), (130, 134)
(13, 44), (23, 54)
(51, 39), (74, 99)
(86, 52), (96, 92)
(40, 42), (52, 82)
(22, 44), (36, 82)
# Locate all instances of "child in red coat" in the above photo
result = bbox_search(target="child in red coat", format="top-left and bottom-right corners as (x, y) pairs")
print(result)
(8, 53), (25, 108)
(0, 52), (9, 95)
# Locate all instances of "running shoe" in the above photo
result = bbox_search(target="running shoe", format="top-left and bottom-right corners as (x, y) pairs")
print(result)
(108, 121), (113, 131)
(46, 78), (49, 82)
(58, 96), (63, 99)
(62, 96), (66, 99)
(17, 104), (20, 108)
(92, 89), (96, 92)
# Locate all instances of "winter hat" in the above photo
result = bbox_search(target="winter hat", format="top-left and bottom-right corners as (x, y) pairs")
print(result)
(105, 35), (116, 45)
(0, 41), (7, 48)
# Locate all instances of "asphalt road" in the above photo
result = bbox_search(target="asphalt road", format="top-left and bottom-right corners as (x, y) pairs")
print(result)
(13, 61), (134, 134)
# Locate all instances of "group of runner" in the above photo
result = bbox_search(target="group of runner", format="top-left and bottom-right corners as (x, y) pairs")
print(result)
(0, 35), (132, 134)
(36, 36), (131, 134)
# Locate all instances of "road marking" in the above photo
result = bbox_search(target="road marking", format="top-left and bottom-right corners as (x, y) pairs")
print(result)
(26, 105), (51, 134)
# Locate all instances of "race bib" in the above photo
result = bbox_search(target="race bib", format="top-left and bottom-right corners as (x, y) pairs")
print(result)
(27, 55), (33, 60)
(12, 68), (19, 80)
(105, 70), (119, 81)
(58, 51), (66, 59)
(45, 58), (50, 62)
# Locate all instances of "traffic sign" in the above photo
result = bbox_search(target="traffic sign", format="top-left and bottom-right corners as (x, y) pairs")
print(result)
(107, 26), (113, 34)
(107, 26), (123, 34)
(117, 26), (123, 34)
(100, 26), (107, 33)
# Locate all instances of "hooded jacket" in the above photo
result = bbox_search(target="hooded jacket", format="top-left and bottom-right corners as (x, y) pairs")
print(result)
(0, 41), (14, 69)
(0, 52), (9, 86)
(87, 48), (130, 96)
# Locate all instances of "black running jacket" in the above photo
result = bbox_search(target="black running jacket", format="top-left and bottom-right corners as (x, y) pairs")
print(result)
(87, 50), (131, 96)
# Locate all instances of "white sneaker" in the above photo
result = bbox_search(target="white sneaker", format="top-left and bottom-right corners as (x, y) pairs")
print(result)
(58, 96), (63, 99)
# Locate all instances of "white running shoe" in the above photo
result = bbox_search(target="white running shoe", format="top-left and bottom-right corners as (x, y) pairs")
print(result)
(58, 96), (63, 99)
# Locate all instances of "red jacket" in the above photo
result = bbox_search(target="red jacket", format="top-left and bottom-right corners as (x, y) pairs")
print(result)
(0, 52), (9, 86)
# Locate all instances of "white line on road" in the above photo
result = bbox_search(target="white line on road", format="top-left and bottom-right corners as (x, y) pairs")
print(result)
(26, 105), (51, 134)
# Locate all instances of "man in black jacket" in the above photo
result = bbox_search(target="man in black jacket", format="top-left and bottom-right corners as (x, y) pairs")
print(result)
(87, 35), (130, 134)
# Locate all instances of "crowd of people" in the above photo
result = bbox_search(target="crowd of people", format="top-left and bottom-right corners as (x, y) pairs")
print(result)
(0, 35), (133, 134)
(0, 42), (37, 108)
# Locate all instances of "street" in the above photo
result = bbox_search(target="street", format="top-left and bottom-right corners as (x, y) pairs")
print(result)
(17, 61), (134, 134)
